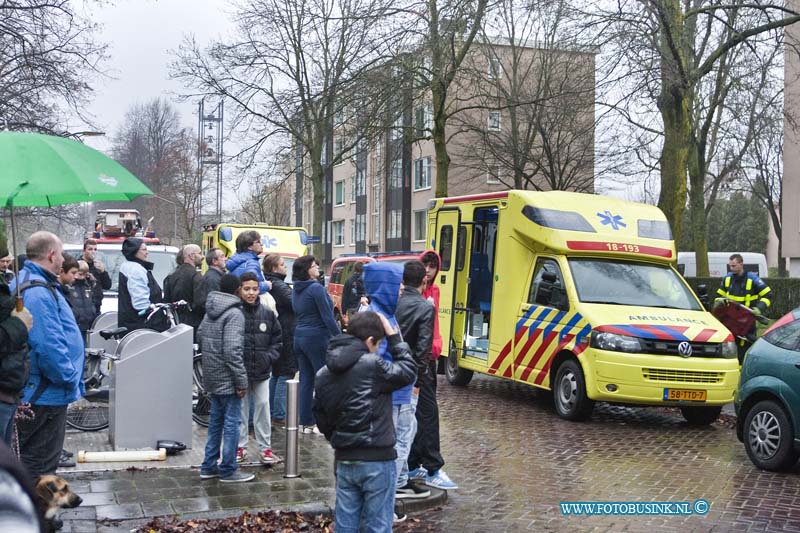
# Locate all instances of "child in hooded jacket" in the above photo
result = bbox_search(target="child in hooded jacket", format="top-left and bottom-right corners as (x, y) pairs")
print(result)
(198, 274), (253, 483)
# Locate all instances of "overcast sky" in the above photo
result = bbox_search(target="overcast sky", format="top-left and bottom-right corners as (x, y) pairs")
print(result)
(78, 0), (232, 141)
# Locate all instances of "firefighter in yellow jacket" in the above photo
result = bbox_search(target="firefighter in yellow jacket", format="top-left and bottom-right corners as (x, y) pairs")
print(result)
(716, 254), (772, 316)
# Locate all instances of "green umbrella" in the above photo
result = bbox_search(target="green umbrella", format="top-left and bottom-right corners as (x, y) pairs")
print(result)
(0, 131), (153, 206)
(0, 131), (154, 306)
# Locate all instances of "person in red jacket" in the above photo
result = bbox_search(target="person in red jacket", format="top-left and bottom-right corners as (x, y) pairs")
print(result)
(407, 250), (457, 490)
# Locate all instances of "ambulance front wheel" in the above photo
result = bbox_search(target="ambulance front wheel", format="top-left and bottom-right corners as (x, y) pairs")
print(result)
(553, 359), (594, 421)
(445, 344), (473, 386)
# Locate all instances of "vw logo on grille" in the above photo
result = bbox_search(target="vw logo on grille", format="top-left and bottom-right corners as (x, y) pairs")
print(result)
(678, 341), (693, 358)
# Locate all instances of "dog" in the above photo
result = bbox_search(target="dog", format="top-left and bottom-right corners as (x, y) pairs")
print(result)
(34, 475), (82, 532)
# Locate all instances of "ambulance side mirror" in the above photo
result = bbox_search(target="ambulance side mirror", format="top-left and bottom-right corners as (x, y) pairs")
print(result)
(696, 284), (709, 309)
(536, 272), (567, 310)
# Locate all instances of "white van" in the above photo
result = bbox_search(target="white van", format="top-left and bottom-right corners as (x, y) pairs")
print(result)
(677, 252), (768, 278)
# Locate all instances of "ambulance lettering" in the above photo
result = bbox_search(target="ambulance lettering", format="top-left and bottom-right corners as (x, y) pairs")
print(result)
(627, 315), (708, 325)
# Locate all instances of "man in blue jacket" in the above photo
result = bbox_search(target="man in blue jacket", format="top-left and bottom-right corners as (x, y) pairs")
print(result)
(225, 231), (271, 294)
(12, 232), (84, 476)
(363, 262), (426, 504)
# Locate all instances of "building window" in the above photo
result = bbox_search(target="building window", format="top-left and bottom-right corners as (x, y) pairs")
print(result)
(335, 106), (344, 125)
(334, 180), (345, 206)
(372, 212), (380, 242)
(415, 104), (432, 136)
(413, 210), (427, 242)
(488, 111), (501, 131)
(334, 136), (344, 164)
(372, 178), (381, 212)
(388, 210), (403, 239)
(356, 167), (366, 197)
(414, 157), (432, 190)
(488, 56), (500, 79)
(390, 158), (403, 189)
(350, 218), (355, 244)
(333, 220), (344, 246)
(356, 213), (366, 242)
(350, 175), (356, 203)
(487, 164), (502, 185)
(391, 114), (403, 140)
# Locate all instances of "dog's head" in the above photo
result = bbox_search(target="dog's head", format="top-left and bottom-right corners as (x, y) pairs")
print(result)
(34, 475), (82, 530)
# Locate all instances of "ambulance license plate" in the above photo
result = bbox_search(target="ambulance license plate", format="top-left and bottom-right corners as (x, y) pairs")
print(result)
(663, 388), (706, 402)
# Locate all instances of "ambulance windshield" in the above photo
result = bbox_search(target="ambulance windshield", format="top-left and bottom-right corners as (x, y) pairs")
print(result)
(568, 258), (701, 311)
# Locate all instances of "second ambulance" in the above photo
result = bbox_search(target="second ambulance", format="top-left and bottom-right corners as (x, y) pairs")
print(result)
(428, 190), (739, 425)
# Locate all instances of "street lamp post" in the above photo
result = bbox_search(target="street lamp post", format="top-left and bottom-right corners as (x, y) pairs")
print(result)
(152, 195), (178, 245)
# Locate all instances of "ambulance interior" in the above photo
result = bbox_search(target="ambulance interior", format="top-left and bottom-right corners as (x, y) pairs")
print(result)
(464, 207), (498, 357)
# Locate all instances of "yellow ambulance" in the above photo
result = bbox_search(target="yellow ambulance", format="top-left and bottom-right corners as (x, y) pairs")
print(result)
(201, 223), (309, 282)
(428, 190), (739, 424)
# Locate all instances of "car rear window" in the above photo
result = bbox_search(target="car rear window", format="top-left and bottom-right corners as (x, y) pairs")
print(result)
(763, 320), (800, 351)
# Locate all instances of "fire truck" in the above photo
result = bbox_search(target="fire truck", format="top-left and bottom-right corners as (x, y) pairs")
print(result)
(89, 209), (161, 244)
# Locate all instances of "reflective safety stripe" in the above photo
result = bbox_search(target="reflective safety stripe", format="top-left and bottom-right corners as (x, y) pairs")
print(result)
(719, 275), (771, 309)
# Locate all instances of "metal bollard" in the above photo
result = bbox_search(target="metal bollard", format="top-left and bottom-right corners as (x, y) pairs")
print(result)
(284, 379), (300, 478)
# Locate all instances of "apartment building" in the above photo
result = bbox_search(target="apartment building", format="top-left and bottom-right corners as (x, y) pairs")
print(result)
(291, 41), (596, 262)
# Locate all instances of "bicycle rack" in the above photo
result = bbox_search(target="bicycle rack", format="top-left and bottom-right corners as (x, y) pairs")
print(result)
(109, 324), (194, 450)
(87, 311), (120, 352)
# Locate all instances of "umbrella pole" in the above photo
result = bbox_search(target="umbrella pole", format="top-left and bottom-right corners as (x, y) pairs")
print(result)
(9, 205), (21, 311)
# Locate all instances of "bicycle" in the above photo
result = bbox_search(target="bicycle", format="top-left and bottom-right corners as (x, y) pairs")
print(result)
(146, 301), (210, 427)
(65, 327), (125, 431)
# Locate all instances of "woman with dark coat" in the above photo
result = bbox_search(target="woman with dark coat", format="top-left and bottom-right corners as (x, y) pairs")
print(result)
(118, 237), (168, 332)
(263, 254), (298, 425)
(291, 255), (339, 433)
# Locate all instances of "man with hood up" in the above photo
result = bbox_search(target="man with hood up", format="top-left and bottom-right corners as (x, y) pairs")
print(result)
(362, 262), (422, 499)
(118, 237), (168, 332)
(407, 250), (458, 490)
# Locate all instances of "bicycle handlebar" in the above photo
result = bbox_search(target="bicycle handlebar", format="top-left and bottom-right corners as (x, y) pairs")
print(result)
(146, 300), (190, 322)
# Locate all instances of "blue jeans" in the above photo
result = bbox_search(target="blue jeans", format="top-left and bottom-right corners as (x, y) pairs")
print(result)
(392, 393), (418, 488)
(269, 375), (288, 420)
(201, 394), (242, 479)
(0, 401), (16, 447)
(294, 335), (329, 426)
(335, 460), (396, 533)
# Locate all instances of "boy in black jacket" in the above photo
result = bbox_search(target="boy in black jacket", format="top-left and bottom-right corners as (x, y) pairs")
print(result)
(236, 272), (282, 465)
(313, 311), (416, 533)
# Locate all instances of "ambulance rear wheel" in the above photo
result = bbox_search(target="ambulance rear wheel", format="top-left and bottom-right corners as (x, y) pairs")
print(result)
(680, 406), (722, 426)
(445, 343), (473, 386)
(553, 359), (594, 421)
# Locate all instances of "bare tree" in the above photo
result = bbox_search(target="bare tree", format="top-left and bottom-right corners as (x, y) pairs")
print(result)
(588, 1), (798, 275)
(449, 0), (595, 192)
(738, 87), (785, 275)
(110, 99), (210, 244)
(0, 0), (106, 133)
(388, 0), (490, 197)
(172, 0), (399, 259)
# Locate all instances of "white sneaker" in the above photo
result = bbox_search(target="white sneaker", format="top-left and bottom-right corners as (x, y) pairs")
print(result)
(300, 424), (322, 435)
(393, 511), (407, 524)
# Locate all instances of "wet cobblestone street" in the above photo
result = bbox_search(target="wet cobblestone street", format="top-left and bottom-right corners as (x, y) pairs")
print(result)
(416, 373), (800, 532)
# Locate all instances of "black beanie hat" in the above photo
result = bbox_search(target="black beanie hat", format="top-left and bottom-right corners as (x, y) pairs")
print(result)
(122, 237), (144, 261)
(219, 273), (241, 295)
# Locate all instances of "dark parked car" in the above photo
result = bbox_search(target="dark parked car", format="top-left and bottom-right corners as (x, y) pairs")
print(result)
(735, 308), (800, 471)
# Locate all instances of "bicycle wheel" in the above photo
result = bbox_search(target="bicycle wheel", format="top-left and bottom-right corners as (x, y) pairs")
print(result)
(66, 390), (109, 431)
(192, 353), (210, 427)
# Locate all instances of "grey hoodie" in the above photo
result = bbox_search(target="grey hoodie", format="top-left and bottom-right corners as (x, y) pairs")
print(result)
(198, 291), (247, 395)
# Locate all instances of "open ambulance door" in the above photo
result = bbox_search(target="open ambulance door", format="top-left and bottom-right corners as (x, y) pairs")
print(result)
(434, 207), (471, 360)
